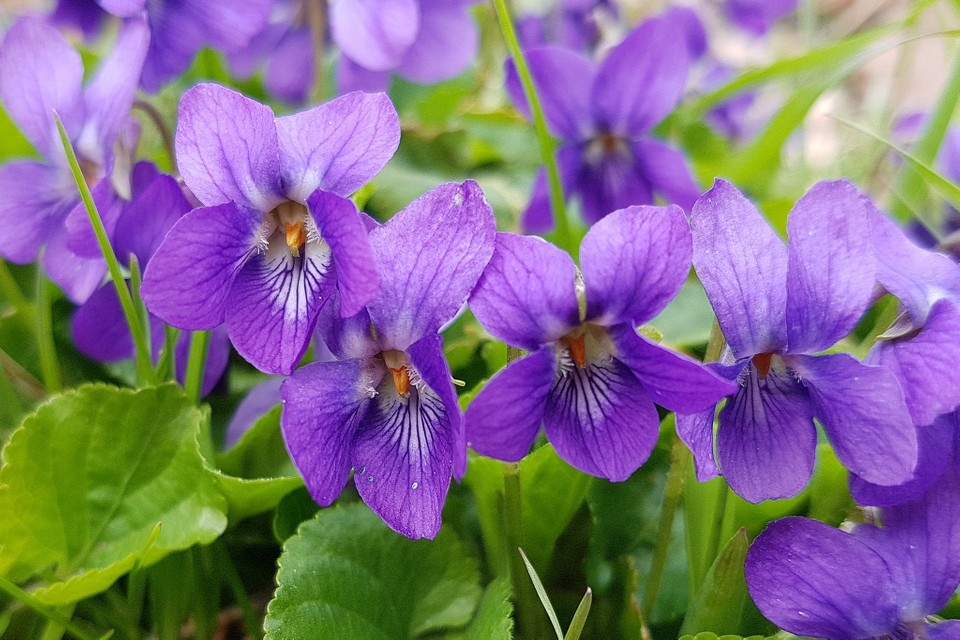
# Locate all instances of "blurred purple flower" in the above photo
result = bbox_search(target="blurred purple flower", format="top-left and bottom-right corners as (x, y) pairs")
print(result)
(225, 376), (285, 448)
(0, 16), (147, 303)
(726, 0), (797, 36)
(281, 181), (496, 539)
(331, 0), (479, 93)
(465, 206), (734, 480)
(516, 0), (617, 52)
(227, 0), (315, 104)
(48, 0), (272, 91)
(506, 13), (700, 232)
(676, 179), (916, 503)
(71, 162), (230, 396)
(747, 470), (960, 638)
(141, 83), (400, 375)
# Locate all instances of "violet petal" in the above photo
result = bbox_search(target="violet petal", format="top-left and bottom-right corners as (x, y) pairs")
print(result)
(470, 232), (579, 351)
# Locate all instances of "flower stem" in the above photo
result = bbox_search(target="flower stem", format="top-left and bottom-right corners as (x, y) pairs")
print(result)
(890, 48), (960, 226)
(54, 114), (155, 386)
(307, 0), (328, 103)
(491, 0), (570, 248)
(503, 461), (546, 640)
(642, 432), (688, 616)
(183, 330), (210, 403)
(128, 254), (155, 385)
(0, 576), (97, 640)
(0, 260), (27, 309)
(213, 539), (264, 640)
(35, 268), (61, 394)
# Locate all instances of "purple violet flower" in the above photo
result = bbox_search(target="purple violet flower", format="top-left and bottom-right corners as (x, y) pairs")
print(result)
(726, 0), (798, 36)
(676, 179), (917, 503)
(280, 181), (496, 539)
(71, 162), (230, 397)
(227, 0), (315, 104)
(465, 205), (735, 481)
(516, 0), (617, 52)
(71, 0), (272, 92)
(331, 0), (480, 94)
(0, 15), (148, 303)
(506, 12), (701, 232)
(140, 83), (400, 375)
(746, 469), (960, 639)
(846, 203), (960, 506)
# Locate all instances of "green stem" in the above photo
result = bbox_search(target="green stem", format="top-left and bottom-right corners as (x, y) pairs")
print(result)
(0, 260), (27, 309)
(54, 114), (154, 384)
(307, 0), (328, 103)
(503, 461), (545, 640)
(213, 540), (264, 640)
(642, 434), (688, 616)
(890, 48), (960, 226)
(491, 0), (570, 248)
(183, 330), (210, 403)
(35, 269), (62, 394)
(127, 255), (154, 385)
(0, 577), (97, 640)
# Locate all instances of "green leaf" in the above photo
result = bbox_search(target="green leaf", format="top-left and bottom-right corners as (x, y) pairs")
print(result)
(519, 548), (563, 640)
(0, 383), (228, 604)
(679, 634), (772, 640)
(212, 404), (303, 523)
(264, 503), (483, 640)
(272, 487), (320, 542)
(448, 578), (513, 640)
(680, 529), (749, 635)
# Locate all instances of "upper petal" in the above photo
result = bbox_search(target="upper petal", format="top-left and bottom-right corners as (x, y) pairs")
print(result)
(544, 355), (661, 481)
(175, 83), (283, 211)
(367, 181), (495, 350)
(331, 0), (419, 71)
(113, 168), (192, 267)
(465, 347), (557, 462)
(81, 15), (149, 153)
(397, 1), (478, 83)
(141, 202), (260, 329)
(869, 205), (960, 323)
(281, 359), (372, 507)
(745, 517), (899, 639)
(505, 46), (596, 140)
(275, 92), (400, 201)
(784, 181), (876, 353)
(791, 352), (916, 487)
(582, 204), (691, 325)
(591, 14), (689, 135)
(689, 179), (788, 357)
(716, 363), (817, 502)
(0, 17), (85, 158)
(469, 232), (579, 350)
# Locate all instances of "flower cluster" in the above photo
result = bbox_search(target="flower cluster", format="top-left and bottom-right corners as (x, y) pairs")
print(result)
(4, 0), (960, 635)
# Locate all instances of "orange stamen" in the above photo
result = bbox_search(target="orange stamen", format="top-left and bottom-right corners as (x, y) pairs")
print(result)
(284, 221), (307, 257)
(562, 334), (587, 368)
(753, 352), (773, 379)
(600, 133), (618, 154)
(389, 366), (411, 397)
